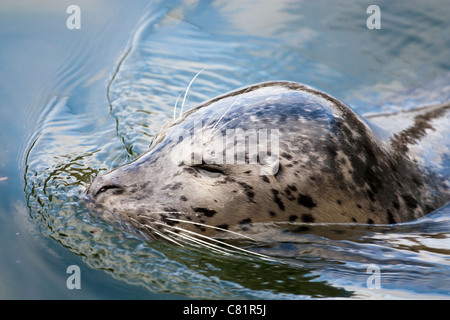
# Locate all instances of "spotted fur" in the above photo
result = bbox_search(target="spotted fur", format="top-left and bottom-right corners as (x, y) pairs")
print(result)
(86, 81), (450, 238)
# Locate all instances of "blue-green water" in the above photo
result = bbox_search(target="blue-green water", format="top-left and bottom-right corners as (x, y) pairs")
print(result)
(1, 0), (449, 299)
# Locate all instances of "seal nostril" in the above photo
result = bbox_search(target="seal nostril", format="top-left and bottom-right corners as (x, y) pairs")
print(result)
(94, 184), (125, 198)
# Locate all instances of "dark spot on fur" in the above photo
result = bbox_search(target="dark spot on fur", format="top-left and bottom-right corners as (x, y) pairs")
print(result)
(301, 213), (315, 223)
(394, 120), (428, 152)
(325, 143), (338, 159)
(297, 194), (316, 209)
(388, 160), (398, 173)
(193, 222), (206, 232)
(244, 170), (252, 174)
(351, 217), (357, 223)
(294, 225), (310, 232)
(288, 185), (297, 191)
(240, 218), (252, 224)
(365, 167), (382, 195)
(225, 176), (236, 183)
(261, 175), (270, 183)
(183, 167), (197, 175)
(112, 189), (124, 195)
(238, 182), (255, 201)
(412, 177), (423, 187)
(368, 182), (378, 195)
(238, 181), (253, 190)
(180, 196), (188, 201)
(131, 194), (146, 201)
(170, 182), (182, 190)
(129, 186), (139, 193)
(160, 214), (178, 226)
(289, 215), (298, 222)
(357, 204), (362, 209)
(392, 200), (400, 210)
(269, 211), (276, 217)
(283, 187), (296, 201)
(387, 209), (396, 224)
(337, 200), (342, 205)
(401, 194), (418, 209)
(271, 189), (285, 211)
(367, 218), (374, 224)
(216, 224), (229, 230)
(281, 152), (293, 160)
(367, 189), (375, 202)
(193, 207), (217, 217)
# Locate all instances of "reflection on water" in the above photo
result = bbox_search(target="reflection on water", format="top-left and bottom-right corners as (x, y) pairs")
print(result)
(21, 0), (450, 299)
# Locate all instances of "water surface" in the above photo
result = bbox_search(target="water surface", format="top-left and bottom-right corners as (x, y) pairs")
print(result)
(1, 0), (449, 299)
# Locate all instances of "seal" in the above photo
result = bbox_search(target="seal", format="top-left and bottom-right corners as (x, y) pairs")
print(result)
(86, 81), (450, 240)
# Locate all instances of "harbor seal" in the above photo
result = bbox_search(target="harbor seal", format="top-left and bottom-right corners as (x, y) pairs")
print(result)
(86, 81), (450, 239)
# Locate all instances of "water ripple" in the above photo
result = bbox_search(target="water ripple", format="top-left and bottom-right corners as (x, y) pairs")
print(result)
(24, 2), (450, 299)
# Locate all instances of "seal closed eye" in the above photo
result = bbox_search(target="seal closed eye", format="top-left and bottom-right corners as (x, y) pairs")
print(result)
(86, 81), (450, 238)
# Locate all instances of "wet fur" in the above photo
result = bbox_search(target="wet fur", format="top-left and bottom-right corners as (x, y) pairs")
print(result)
(86, 81), (450, 242)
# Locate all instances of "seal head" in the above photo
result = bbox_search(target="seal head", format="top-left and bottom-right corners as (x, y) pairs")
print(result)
(86, 81), (450, 237)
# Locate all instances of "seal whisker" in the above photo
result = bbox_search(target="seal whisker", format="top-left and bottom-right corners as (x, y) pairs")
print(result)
(143, 223), (185, 247)
(209, 115), (239, 139)
(165, 218), (255, 240)
(208, 87), (252, 139)
(163, 228), (232, 255)
(157, 221), (274, 260)
(179, 67), (207, 119)
(130, 217), (185, 246)
(138, 215), (271, 259)
(209, 98), (240, 131)
(173, 91), (184, 121)
(141, 211), (190, 215)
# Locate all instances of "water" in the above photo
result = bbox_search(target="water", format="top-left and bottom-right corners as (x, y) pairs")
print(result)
(1, 0), (449, 299)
